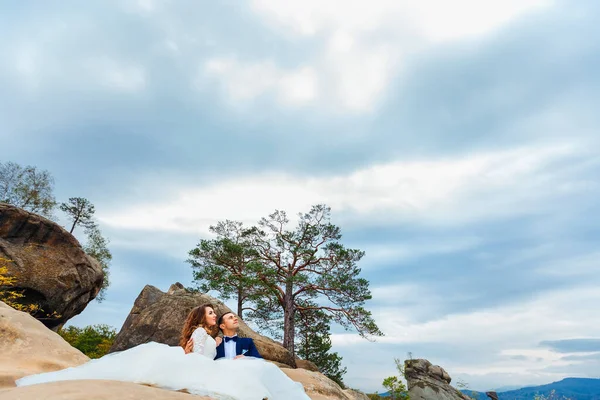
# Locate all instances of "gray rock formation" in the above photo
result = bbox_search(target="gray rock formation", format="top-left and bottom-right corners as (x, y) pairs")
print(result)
(486, 391), (499, 400)
(405, 359), (471, 400)
(109, 283), (296, 367)
(0, 203), (104, 329)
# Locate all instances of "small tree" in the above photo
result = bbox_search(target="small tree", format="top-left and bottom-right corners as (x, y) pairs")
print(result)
(382, 358), (409, 400)
(246, 204), (382, 355)
(60, 197), (96, 234)
(0, 161), (56, 217)
(296, 306), (347, 387)
(83, 225), (111, 302)
(58, 324), (117, 358)
(534, 390), (572, 400)
(188, 220), (266, 319)
(455, 379), (478, 400)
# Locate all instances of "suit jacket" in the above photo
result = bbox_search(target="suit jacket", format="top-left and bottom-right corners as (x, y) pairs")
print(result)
(214, 336), (262, 360)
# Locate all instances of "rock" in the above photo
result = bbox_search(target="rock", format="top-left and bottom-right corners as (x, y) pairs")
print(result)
(486, 391), (499, 400)
(343, 388), (370, 400)
(110, 283), (296, 367)
(0, 380), (212, 399)
(0, 301), (89, 389)
(1, 300), (351, 399)
(282, 368), (351, 400)
(0, 203), (104, 329)
(404, 359), (471, 400)
(296, 358), (320, 372)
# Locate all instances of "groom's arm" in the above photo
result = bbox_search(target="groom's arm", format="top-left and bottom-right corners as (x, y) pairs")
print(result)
(245, 338), (262, 359)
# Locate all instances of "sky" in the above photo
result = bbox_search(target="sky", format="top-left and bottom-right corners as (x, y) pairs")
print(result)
(1, 0), (599, 393)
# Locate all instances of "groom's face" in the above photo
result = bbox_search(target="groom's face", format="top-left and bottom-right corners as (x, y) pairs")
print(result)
(219, 312), (239, 332)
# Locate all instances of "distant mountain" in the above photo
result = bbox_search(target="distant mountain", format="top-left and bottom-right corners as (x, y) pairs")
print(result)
(464, 378), (600, 400)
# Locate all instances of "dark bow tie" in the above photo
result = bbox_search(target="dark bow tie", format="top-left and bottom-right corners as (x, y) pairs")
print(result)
(224, 336), (238, 343)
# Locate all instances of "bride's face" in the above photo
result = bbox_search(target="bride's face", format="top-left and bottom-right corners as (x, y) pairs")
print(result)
(204, 307), (217, 327)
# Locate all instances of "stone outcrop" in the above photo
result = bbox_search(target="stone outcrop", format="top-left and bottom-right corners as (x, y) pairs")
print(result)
(0, 300), (353, 399)
(404, 359), (471, 400)
(0, 380), (212, 400)
(110, 283), (296, 367)
(0, 301), (89, 388)
(343, 388), (371, 400)
(0, 203), (104, 329)
(486, 391), (499, 400)
(283, 368), (350, 400)
(296, 358), (320, 372)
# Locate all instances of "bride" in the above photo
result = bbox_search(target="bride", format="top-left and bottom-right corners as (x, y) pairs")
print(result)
(16, 304), (310, 400)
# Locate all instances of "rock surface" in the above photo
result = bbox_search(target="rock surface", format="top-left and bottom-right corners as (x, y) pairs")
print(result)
(0, 203), (104, 329)
(404, 359), (471, 400)
(0, 380), (211, 400)
(283, 368), (351, 400)
(343, 388), (371, 400)
(486, 391), (499, 400)
(296, 358), (320, 372)
(0, 301), (89, 389)
(1, 300), (353, 399)
(110, 283), (296, 367)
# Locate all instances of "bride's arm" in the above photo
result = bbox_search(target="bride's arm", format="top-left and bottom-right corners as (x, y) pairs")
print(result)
(190, 328), (209, 354)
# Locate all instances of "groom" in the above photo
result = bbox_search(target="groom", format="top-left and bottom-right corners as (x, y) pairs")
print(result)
(215, 311), (262, 360)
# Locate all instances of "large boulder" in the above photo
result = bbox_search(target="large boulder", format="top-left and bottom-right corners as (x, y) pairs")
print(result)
(296, 358), (320, 372)
(404, 359), (471, 400)
(343, 389), (370, 400)
(110, 283), (296, 367)
(282, 368), (351, 400)
(486, 391), (499, 400)
(0, 301), (353, 399)
(0, 301), (89, 388)
(0, 380), (213, 400)
(0, 203), (104, 329)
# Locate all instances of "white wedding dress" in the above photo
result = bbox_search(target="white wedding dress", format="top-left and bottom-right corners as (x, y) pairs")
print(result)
(16, 328), (310, 400)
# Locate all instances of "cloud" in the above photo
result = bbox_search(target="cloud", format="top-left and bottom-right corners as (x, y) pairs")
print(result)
(331, 284), (600, 391)
(98, 142), (595, 232)
(202, 57), (317, 106)
(250, 0), (552, 40)
(84, 56), (146, 92)
(540, 339), (600, 354)
(230, 0), (555, 112)
(2, 0), (600, 394)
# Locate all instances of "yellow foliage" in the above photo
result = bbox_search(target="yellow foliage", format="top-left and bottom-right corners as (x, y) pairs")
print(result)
(0, 257), (40, 314)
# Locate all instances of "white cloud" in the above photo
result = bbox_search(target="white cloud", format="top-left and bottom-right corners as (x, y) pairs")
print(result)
(333, 284), (600, 388)
(364, 236), (482, 266)
(202, 57), (317, 106)
(6, 32), (146, 95)
(84, 57), (146, 92)
(99, 142), (591, 233)
(224, 0), (554, 112)
(250, 0), (552, 41)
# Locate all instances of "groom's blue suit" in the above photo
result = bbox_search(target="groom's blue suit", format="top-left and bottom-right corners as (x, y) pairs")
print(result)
(214, 336), (262, 360)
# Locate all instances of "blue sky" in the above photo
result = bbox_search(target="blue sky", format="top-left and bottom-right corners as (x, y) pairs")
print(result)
(1, 0), (599, 393)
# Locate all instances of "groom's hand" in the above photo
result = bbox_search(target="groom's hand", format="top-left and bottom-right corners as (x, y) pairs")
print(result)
(184, 338), (194, 354)
(234, 355), (245, 359)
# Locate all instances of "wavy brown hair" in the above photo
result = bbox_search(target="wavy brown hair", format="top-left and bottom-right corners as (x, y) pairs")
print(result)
(179, 303), (218, 348)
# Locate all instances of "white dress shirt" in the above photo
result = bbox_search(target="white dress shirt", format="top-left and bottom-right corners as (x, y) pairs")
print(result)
(223, 335), (237, 359)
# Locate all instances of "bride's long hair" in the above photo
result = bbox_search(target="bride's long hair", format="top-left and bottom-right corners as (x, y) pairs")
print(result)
(179, 303), (219, 348)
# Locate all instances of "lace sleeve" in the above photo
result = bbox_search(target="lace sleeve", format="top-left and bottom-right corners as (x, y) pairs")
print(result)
(191, 328), (208, 355)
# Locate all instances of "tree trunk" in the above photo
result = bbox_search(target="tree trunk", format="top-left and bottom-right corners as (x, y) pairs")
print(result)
(237, 286), (243, 319)
(282, 280), (295, 356)
(69, 215), (80, 234)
